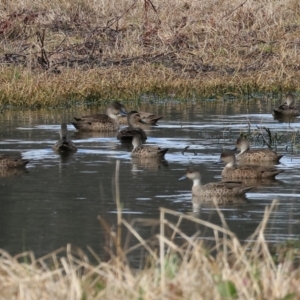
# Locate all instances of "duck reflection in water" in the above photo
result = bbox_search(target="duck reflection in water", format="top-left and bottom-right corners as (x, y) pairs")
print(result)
(0, 167), (28, 178)
(73, 130), (117, 139)
(273, 113), (298, 124)
(224, 177), (283, 188)
(131, 157), (168, 172)
(191, 195), (248, 213)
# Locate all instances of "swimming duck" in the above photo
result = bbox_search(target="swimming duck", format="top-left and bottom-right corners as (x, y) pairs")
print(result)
(131, 134), (168, 159)
(117, 111), (147, 143)
(119, 111), (163, 125)
(72, 101), (127, 131)
(233, 136), (283, 163)
(216, 151), (283, 179)
(0, 155), (29, 169)
(273, 93), (300, 116)
(139, 112), (163, 125)
(52, 123), (77, 153)
(179, 168), (252, 198)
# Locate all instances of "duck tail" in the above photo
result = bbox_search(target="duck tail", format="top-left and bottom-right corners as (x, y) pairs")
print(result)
(277, 154), (284, 162)
(159, 148), (169, 156)
(149, 116), (163, 125)
(72, 122), (91, 131)
(22, 159), (30, 167)
(242, 186), (252, 193)
(267, 169), (284, 178)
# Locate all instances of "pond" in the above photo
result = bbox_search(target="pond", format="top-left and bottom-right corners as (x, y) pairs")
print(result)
(0, 95), (300, 261)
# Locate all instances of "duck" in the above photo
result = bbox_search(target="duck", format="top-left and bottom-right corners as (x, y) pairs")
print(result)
(233, 136), (283, 163)
(52, 123), (77, 153)
(72, 101), (127, 132)
(119, 111), (163, 126)
(216, 151), (284, 179)
(139, 112), (163, 125)
(273, 93), (300, 116)
(179, 168), (252, 198)
(117, 111), (147, 143)
(131, 134), (168, 159)
(0, 155), (29, 169)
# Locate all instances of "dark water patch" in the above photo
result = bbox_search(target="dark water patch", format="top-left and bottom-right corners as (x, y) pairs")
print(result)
(0, 99), (299, 260)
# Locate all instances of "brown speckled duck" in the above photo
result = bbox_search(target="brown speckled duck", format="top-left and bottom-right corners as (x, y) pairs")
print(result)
(131, 134), (168, 159)
(0, 155), (29, 169)
(273, 93), (300, 116)
(117, 111), (147, 143)
(72, 101), (127, 132)
(216, 151), (284, 179)
(52, 123), (77, 153)
(119, 111), (163, 125)
(234, 136), (283, 163)
(139, 112), (163, 125)
(179, 168), (252, 198)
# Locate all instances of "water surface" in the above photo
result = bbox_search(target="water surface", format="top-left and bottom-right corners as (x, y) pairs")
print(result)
(0, 96), (300, 260)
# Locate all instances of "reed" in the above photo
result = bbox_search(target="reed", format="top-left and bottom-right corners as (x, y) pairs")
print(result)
(235, 126), (300, 153)
(0, 0), (300, 106)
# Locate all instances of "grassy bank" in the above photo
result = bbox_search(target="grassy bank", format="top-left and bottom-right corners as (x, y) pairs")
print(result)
(0, 0), (300, 106)
(0, 200), (299, 299)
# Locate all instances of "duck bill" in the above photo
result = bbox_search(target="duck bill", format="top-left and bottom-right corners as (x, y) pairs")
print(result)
(178, 175), (187, 181)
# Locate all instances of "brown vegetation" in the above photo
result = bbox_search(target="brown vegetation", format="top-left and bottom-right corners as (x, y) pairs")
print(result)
(0, 200), (299, 299)
(0, 0), (299, 105)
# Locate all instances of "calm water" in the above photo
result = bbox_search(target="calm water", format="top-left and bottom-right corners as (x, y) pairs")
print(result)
(0, 96), (300, 259)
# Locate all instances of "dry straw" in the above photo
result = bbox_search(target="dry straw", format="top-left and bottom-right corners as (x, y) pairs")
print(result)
(0, 0), (300, 106)
(0, 160), (299, 299)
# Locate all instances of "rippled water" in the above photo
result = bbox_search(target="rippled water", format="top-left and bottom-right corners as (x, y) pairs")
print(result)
(0, 96), (300, 259)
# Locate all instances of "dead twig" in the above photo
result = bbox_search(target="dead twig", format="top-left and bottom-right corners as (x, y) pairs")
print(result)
(256, 126), (272, 149)
(222, 0), (249, 21)
(181, 146), (189, 155)
(36, 29), (49, 70)
(106, 0), (139, 29)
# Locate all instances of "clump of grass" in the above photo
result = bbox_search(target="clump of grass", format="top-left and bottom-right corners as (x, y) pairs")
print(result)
(0, 0), (300, 106)
(234, 125), (300, 154)
(237, 127), (284, 150)
(0, 199), (299, 299)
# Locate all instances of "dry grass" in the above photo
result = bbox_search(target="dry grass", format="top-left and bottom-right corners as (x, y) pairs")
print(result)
(0, 0), (300, 106)
(0, 199), (299, 300)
